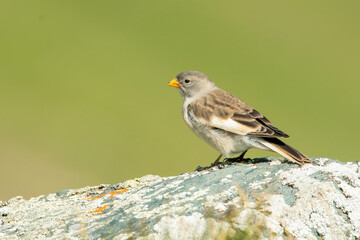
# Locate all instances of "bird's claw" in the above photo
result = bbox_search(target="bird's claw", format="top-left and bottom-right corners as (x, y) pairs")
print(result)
(224, 157), (252, 163)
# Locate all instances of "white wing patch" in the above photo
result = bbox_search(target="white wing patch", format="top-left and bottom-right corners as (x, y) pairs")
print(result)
(210, 116), (252, 136)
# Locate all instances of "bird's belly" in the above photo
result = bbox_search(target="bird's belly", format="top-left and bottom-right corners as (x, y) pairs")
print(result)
(193, 126), (235, 155)
(191, 125), (248, 156)
(192, 125), (269, 157)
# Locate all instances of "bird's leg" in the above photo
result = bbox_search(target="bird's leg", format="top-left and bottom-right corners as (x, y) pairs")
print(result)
(225, 150), (249, 163)
(195, 154), (223, 171)
(211, 154), (223, 166)
(238, 150), (248, 161)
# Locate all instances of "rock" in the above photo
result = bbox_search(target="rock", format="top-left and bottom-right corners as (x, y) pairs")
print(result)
(0, 158), (359, 239)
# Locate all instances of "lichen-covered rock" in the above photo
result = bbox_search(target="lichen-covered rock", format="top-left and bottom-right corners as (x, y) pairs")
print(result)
(0, 158), (359, 239)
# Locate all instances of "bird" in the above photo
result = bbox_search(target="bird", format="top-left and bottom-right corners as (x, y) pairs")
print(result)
(167, 71), (311, 166)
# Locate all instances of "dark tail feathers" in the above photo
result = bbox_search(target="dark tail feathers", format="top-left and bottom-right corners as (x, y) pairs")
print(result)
(261, 137), (311, 165)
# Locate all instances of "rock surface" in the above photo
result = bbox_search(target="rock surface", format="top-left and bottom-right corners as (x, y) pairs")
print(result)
(0, 157), (359, 240)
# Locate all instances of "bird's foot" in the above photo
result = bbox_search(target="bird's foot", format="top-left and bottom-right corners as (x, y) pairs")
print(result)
(196, 165), (210, 171)
(195, 162), (225, 172)
(224, 150), (250, 163)
(224, 157), (252, 163)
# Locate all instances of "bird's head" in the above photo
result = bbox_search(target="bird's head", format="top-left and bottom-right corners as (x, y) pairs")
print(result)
(168, 71), (217, 99)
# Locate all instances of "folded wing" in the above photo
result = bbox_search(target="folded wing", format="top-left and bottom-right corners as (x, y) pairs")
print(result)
(188, 89), (289, 138)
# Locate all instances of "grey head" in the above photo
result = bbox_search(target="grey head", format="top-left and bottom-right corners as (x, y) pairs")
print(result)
(171, 71), (217, 99)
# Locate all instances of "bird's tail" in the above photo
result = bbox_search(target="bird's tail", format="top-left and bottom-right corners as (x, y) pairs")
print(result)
(260, 138), (311, 165)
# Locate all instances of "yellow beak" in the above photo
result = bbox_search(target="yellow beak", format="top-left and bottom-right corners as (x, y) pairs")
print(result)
(168, 78), (180, 88)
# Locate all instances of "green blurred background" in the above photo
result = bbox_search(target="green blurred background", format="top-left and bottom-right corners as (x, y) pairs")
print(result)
(1, 1), (359, 200)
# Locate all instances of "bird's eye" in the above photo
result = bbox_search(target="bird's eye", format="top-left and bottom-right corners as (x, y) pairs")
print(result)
(185, 79), (191, 84)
